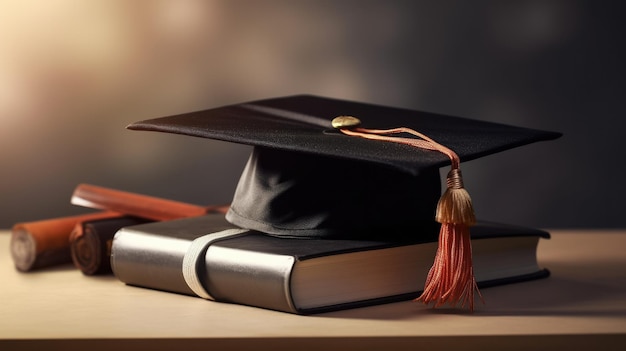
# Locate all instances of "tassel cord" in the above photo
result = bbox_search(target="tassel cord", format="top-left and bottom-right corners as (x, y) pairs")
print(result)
(339, 127), (461, 170)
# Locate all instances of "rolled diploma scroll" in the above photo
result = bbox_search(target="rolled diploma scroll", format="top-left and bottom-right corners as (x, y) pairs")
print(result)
(70, 216), (151, 275)
(11, 211), (120, 272)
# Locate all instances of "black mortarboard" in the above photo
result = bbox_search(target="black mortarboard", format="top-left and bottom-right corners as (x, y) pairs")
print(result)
(128, 95), (560, 237)
(127, 94), (561, 309)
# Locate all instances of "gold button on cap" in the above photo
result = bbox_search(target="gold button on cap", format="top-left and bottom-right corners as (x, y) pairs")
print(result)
(331, 116), (361, 129)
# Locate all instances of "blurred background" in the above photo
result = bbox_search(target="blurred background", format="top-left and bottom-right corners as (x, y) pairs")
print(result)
(1, 0), (624, 229)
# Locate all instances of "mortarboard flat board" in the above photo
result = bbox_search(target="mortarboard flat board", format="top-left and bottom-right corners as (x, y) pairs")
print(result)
(128, 95), (560, 176)
(127, 94), (561, 310)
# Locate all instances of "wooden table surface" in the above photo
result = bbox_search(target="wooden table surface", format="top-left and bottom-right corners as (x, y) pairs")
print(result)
(1, 230), (625, 351)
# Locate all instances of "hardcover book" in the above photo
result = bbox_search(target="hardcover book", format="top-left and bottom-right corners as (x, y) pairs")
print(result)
(111, 215), (549, 314)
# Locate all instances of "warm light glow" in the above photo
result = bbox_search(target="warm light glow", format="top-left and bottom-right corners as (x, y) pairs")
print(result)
(0, 1), (606, 230)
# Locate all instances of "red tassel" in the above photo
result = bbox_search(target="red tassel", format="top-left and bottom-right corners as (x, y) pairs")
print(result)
(417, 223), (481, 310)
(416, 169), (481, 311)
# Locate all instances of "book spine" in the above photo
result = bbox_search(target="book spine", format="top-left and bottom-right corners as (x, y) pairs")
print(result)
(110, 229), (196, 296)
(204, 245), (297, 313)
(111, 229), (298, 313)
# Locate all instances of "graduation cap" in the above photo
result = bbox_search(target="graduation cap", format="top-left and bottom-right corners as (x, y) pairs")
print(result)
(127, 94), (561, 310)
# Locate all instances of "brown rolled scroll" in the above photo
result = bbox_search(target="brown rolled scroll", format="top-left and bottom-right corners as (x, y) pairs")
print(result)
(10, 211), (120, 272)
(71, 183), (229, 221)
(70, 216), (151, 275)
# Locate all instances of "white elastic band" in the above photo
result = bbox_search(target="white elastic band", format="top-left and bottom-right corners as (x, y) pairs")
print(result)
(182, 228), (249, 300)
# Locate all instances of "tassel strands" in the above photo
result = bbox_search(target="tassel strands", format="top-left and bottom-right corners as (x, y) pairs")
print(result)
(419, 222), (481, 310)
(421, 169), (482, 311)
(331, 115), (481, 311)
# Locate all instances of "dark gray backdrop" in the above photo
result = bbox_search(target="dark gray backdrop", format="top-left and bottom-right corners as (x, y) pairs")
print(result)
(1, 0), (624, 229)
